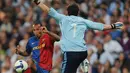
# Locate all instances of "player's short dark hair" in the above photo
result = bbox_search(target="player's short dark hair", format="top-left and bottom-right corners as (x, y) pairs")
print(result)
(33, 21), (42, 26)
(67, 3), (79, 16)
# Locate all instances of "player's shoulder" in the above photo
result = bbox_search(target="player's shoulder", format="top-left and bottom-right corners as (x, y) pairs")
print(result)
(26, 36), (37, 45)
(40, 34), (52, 42)
(41, 33), (51, 39)
(67, 16), (86, 21)
(28, 36), (37, 41)
(67, 15), (83, 19)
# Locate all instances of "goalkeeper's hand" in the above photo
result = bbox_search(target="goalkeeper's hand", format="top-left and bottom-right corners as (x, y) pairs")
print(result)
(111, 22), (124, 29)
(33, 0), (46, 5)
(33, 0), (40, 5)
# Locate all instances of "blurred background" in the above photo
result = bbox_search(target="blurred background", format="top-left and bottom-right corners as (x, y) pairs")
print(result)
(0, 0), (130, 73)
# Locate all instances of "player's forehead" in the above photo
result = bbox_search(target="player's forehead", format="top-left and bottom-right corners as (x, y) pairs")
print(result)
(33, 24), (41, 29)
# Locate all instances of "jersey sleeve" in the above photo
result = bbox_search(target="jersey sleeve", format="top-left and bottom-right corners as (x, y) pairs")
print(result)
(26, 41), (32, 55)
(48, 8), (65, 23)
(46, 35), (54, 46)
(84, 20), (104, 30)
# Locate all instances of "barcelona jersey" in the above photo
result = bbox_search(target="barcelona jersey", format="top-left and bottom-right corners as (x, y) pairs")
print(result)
(26, 33), (54, 71)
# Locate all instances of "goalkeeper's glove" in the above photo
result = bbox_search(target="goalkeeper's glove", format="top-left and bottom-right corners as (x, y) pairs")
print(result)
(33, 0), (40, 5)
(111, 22), (123, 29)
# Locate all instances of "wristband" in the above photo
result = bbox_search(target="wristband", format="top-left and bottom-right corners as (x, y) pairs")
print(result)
(111, 23), (116, 29)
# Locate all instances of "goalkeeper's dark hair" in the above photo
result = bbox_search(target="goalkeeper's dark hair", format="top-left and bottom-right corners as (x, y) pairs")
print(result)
(67, 3), (79, 16)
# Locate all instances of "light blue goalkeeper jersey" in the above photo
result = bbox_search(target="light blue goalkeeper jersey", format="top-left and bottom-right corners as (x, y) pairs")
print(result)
(49, 8), (104, 52)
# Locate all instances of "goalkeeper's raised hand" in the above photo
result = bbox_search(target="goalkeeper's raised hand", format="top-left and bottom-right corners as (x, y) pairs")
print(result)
(33, 0), (40, 5)
(111, 22), (124, 29)
(103, 22), (124, 30)
(33, 0), (50, 13)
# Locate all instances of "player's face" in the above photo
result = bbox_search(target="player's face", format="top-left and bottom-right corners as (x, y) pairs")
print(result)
(33, 24), (42, 38)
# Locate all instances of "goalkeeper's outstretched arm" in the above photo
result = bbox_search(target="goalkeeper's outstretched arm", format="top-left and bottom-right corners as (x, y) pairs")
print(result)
(33, 0), (65, 21)
(85, 19), (124, 31)
(34, 0), (50, 13)
(103, 22), (124, 30)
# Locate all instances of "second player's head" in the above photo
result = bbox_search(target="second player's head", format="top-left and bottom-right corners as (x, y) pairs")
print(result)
(67, 3), (79, 16)
(32, 21), (43, 38)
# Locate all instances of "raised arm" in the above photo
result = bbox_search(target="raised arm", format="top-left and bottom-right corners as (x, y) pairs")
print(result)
(34, 0), (50, 13)
(41, 26), (60, 41)
(103, 22), (123, 30)
(85, 19), (123, 31)
(34, 0), (65, 21)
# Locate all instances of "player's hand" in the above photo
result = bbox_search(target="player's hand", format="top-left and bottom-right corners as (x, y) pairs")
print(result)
(33, 0), (40, 5)
(41, 26), (49, 33)
(111, 22), (124, 29)
(15, 45), (21, 54)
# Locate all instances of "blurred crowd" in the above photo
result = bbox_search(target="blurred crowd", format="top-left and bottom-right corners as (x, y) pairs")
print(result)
(0, 0), (130, 73)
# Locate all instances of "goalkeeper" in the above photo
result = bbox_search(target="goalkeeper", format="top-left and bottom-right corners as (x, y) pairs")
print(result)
(33, 0), (124, 73)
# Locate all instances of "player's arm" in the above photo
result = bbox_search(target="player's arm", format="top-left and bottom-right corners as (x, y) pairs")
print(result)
(15, 45), (30, 57)
(33, 0), (65, 21)
(15, 41), (32, 56)
(42, 26), (60, 41)
(46, 31), (60, 41)
(34, 0), (50, 13)
(103, 22), (123, 30)
(85, 19), (123, 30)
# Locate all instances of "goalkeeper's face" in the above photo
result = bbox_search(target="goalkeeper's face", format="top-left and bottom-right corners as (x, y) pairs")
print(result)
(32, 24), (42, 38)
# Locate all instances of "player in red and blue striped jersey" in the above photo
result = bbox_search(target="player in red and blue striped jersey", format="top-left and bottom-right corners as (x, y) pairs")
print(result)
(15, 22), (60, 73)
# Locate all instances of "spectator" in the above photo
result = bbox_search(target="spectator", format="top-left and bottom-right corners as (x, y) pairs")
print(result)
(19, 33), (30, 49)
(51, 0), (63, 14)
(100, 8), (111, 25)
(122, 68), (129, 73)
(85, 30), (97, 52)
(90, 39), (114, 73)
(0, 43), (5, 70)
(118, 52), (130, 72)
(113, 59), (121, 73)
(109, 0), (124, 15)
(90, 39), (114, 65)
(120, 31), (130, 53)
(0, 16), (12, 33)
(52, 42), (62, 68)
(49, 18), (59, 34)
(6, 38), (17, 73)
(110, 67), (118, 73)
(0, 31), (8, 50)
(0, 11), (6, 21)
(102, 61), (112, 73)
(104, 34), (123, 59)
(1, 56), (12, 73)
(110, 29), (122, 41)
